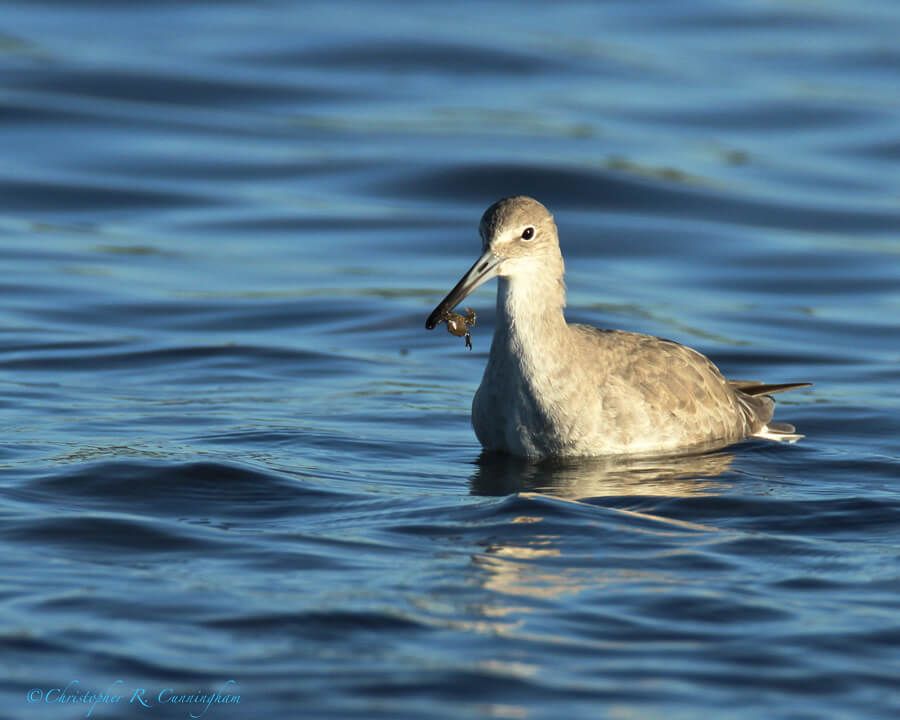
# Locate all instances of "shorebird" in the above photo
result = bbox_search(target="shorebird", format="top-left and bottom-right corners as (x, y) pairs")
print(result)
(426, 196), (810, 460)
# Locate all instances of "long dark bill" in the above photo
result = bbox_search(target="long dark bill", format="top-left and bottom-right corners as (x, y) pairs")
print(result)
(425, 250), (502, 330)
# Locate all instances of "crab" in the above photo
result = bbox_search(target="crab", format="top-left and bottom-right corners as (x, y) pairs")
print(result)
(440, 307), (477, 350)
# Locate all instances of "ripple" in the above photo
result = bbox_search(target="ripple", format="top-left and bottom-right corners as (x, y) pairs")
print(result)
(373, 163), (900, 233)
(0, 177), (211, 213)
(21, 460), (355, 521)
(8, 67), (345, 108)
(4, 514), (220, 554)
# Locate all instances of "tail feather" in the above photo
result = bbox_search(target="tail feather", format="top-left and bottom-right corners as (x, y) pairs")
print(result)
(730, 381), (812, 397)
(731, 381), (811, 444)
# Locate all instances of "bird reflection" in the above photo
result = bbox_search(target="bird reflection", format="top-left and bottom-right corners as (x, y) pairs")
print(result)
(470, 446), (736, 499)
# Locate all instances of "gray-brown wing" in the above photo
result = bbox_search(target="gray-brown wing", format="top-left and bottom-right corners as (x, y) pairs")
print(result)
(571, 327), (764, 443)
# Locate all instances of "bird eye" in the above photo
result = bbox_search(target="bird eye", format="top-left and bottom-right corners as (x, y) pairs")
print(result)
(521, 227), (535, 241)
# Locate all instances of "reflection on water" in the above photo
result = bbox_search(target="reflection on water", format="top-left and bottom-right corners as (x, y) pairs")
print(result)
(468, 449), (739, 610)
(474, 543), (686, 606)
(470, 448), (736, 498)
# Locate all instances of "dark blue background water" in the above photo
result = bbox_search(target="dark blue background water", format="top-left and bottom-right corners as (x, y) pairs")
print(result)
(2, 2), (899, 718)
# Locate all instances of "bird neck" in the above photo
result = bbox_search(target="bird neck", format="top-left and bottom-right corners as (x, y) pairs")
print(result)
(494, 270), (568, 360)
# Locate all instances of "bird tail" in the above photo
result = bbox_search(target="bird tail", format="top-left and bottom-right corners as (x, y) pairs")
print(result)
(729, 381), (812, 396)
(731, 381), (811, 444)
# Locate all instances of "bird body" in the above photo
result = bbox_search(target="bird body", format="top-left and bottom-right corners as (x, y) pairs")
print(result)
(426, 196), (809, 460)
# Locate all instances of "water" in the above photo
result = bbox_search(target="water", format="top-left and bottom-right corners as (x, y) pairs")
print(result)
(2, 2), (899, 718)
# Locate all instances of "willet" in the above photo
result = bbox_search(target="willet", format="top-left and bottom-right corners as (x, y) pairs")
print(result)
(426, 196), (810, 459)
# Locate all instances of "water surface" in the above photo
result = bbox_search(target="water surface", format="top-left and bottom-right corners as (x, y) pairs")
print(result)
(2, 2), (899, 719)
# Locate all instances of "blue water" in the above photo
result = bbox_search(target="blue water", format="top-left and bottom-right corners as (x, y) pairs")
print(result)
(2, 2), (899, 718)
